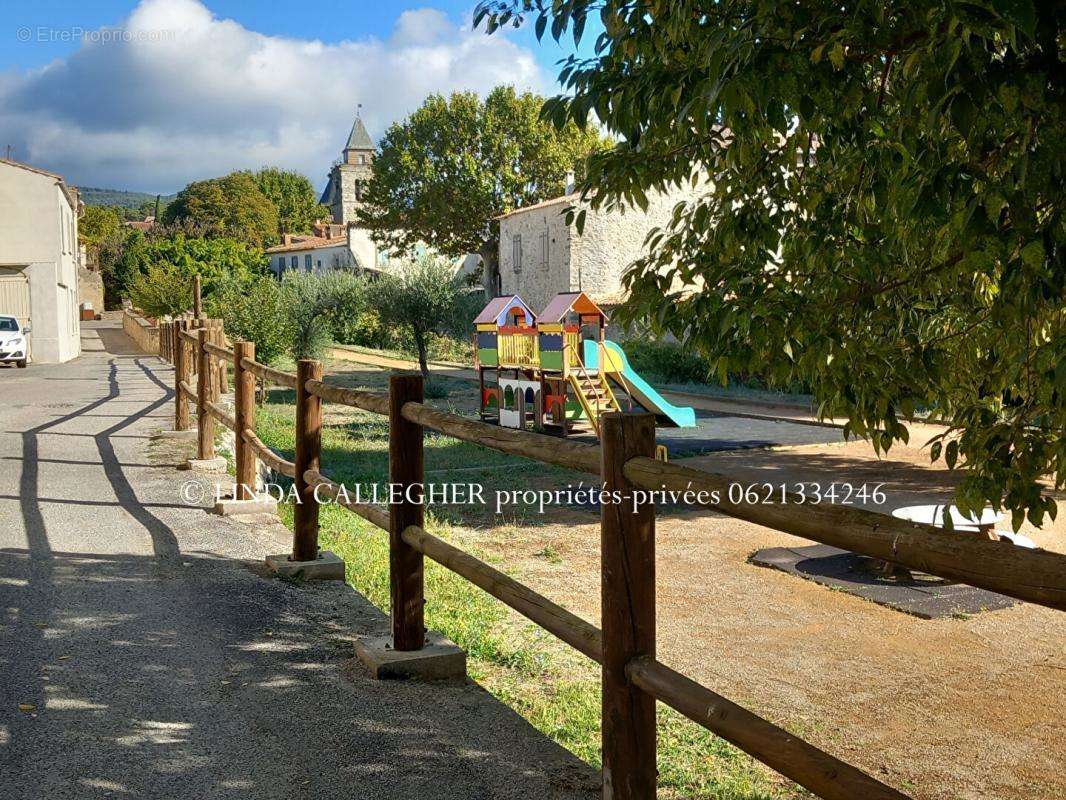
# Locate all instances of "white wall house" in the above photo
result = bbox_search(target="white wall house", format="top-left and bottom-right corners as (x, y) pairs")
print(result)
(495, 184), (700, 314)
(0, 159), (82, 363)
(265, 225), (382, 277)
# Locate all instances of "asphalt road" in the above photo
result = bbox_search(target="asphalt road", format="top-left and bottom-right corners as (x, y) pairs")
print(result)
(0, 321), (597, 800)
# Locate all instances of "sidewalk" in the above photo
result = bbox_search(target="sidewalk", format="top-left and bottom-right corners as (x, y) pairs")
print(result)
(0, 321), (598, 799)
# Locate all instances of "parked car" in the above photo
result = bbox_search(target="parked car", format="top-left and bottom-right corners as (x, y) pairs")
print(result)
(0, 315), (29, 368)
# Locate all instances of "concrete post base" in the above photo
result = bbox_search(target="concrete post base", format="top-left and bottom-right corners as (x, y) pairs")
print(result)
(213, 496), (278, 516)
(184, 456), (228, 472)
(265, 550), (345, 581)
(353, 631), (467, 682)
(153, 428), (198, 440)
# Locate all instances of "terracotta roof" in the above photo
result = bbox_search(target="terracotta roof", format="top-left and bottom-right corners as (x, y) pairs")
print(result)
(539, 291), (608, 322)
(265, 235), (348, 254)
(495, 193), (579, 221)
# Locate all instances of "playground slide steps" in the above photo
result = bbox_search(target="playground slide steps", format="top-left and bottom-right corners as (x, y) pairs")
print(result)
(568, 370), (621, 431)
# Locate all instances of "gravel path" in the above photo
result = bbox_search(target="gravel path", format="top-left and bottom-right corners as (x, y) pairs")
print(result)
(0, 321), (598, 800)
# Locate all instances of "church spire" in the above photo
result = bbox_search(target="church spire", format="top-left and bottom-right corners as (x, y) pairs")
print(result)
(344, 105), (374, 153)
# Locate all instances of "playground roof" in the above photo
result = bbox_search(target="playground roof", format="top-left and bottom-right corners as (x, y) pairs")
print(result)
(474, 295), (537, 327)
(539, 292), (608, 323)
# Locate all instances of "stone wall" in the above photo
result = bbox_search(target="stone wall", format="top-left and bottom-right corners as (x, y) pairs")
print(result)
(497, 183), (704, 314)
(78, 264), (105, 313)
(498, 200), (573, 314)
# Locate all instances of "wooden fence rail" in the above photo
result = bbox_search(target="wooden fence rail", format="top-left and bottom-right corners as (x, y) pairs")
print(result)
(152, 319), (1066, 800)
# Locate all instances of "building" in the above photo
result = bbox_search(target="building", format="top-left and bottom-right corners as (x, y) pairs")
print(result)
(320, 113), (375, 227)
(0, 158), (82, 363)
(265, 222), (381, 277)
(495, 182), (700, 314)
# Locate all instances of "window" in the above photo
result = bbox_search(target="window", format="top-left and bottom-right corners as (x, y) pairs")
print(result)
(305, 254), (312, 271)
(277, 257), (285, 272)
(512, 234), (522, 273)
(539, 231), (548, 269)
(290, 256), (298, 269)
(317, 259), (322, 269)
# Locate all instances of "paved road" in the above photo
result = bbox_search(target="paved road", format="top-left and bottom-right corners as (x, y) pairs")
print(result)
(0, 322), (597, 799)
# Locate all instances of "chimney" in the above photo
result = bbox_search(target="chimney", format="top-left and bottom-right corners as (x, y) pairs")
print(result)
(565, 171), (575, 194)
(282, 233), (293, 245)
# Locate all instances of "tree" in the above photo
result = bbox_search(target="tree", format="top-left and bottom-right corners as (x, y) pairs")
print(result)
(109, 231), (268, 310)
(164, 172), (279, 247)
(477, 1), (1064, 527)
(278, 271), (370, 361)
(79, 206), (121, 247)
(126, 262), (192, 318)
(207, 276), (292, 365)
(255, 168), (332, 235)
(379, 254), (477, 379)
(358, 86), (608, 291)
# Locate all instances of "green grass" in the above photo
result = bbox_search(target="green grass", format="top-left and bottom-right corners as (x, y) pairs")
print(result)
(256, 389), (799, 800)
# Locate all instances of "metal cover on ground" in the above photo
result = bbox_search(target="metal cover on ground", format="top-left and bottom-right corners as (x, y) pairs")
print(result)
(751, 544), (1017, 619)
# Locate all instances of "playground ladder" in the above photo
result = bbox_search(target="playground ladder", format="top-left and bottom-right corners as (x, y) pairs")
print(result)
(568, 368), (621, 435)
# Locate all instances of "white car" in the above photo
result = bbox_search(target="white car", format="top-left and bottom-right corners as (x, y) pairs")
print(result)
(0, 316), (29, 368)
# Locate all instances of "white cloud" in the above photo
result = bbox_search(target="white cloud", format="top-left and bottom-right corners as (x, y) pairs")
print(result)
(0, 0), (548, 192)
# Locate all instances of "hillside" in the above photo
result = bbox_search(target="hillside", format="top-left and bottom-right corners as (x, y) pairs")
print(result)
(80, 186), (176, 210)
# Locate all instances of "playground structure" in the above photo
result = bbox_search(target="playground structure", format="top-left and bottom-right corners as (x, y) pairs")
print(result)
(474, 292), (697, 439)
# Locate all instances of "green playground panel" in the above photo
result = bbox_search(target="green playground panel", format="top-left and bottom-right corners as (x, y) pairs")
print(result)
(540, 350), (564, 371)
(478, 348), (498, 366)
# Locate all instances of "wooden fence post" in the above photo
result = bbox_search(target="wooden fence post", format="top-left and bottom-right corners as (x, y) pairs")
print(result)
(193, 274), (203, 319)
(389, 373), (425, 651)
(600, 412), (657, 800)
(196, 328), (214, 461)
(293, 359), (323, 562)
(234, 341), (256, 501)
(175, 320), (189, 431)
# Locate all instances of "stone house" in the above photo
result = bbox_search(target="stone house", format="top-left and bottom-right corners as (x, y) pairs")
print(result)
(0, 158), (82, 363)
(495, 184), (698, 314)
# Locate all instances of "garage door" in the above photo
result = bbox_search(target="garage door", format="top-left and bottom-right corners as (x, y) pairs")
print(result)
(0, 267), (31, 327)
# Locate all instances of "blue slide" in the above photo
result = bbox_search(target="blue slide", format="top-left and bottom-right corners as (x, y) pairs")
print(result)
(583, 340), (697, 427)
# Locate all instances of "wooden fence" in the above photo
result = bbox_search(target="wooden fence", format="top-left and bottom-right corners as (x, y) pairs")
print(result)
(156, 319), (1066, 800)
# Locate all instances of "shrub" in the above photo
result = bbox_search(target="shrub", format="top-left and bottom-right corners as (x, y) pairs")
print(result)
(126, 262), (192, 318)
(207, 276), (291, 365)
(620, 338), (711, 385)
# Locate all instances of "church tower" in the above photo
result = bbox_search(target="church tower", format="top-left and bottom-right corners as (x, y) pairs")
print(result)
(321, 110), (375, 226)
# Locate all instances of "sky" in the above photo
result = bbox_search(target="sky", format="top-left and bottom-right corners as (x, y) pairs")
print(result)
(0, 0), (591, 193)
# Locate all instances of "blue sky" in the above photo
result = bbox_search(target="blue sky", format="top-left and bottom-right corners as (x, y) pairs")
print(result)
(1, 0), (584, 73)
(0, 0), (593, 193)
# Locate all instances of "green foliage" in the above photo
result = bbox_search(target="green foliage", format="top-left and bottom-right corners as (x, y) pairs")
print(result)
(79, 186), (176, 212)
(126, 262), (192, 318)
(78, 205), (122, 246)
(278, 271), (371, 361)
(377, 254), (481, 378)
(206, 276), (291, 365)
(164, 171), (280, 247)
(621, 339), (711, 386)
(108, 231), (267, 312)
(478, 0), (1065, 526)
(358, 86), (609, 284)
(254, 167), (331, 235)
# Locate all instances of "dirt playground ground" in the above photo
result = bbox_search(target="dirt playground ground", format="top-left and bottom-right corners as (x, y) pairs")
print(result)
(323, 358), (1066, 800)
